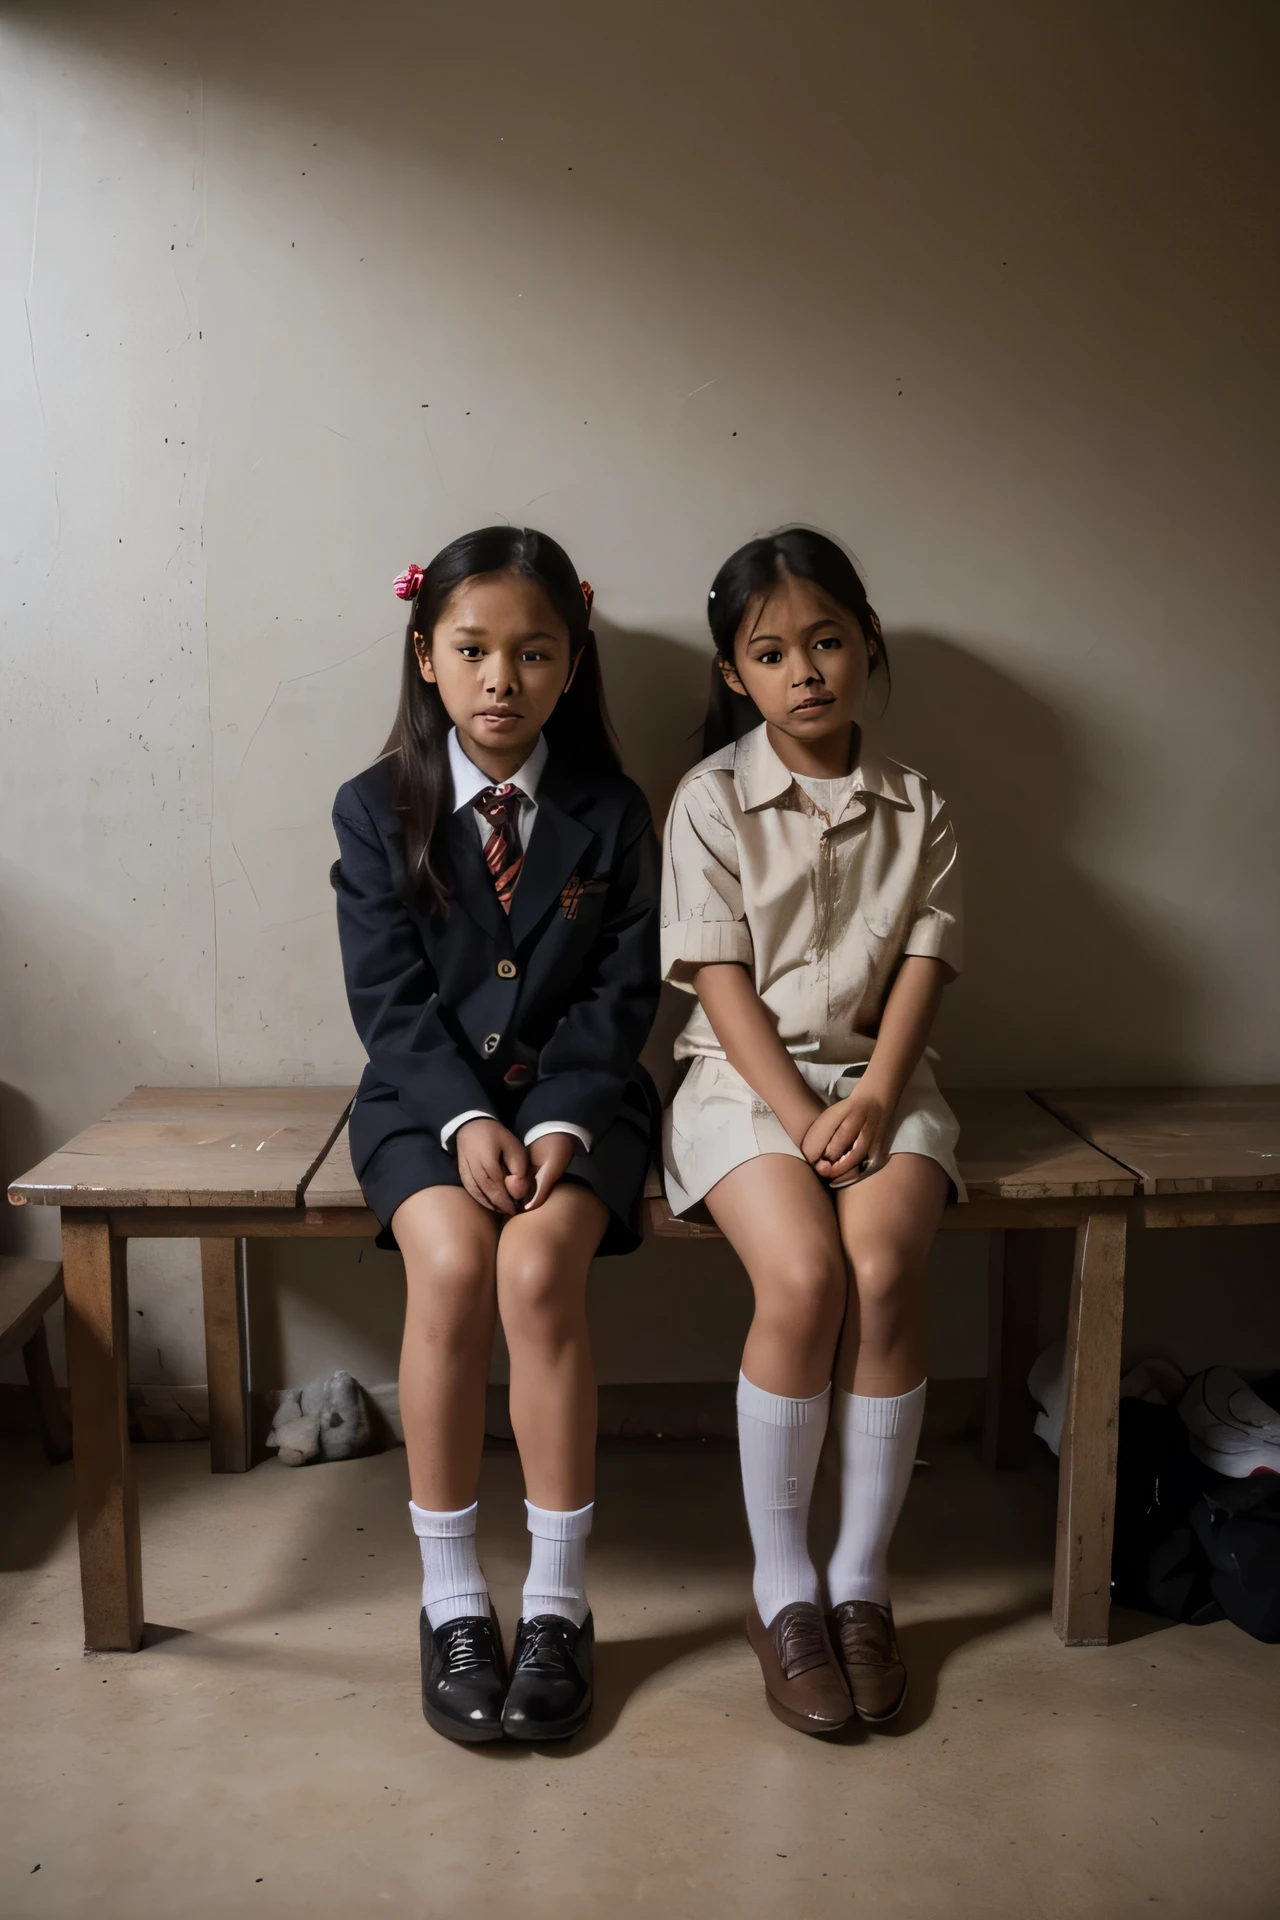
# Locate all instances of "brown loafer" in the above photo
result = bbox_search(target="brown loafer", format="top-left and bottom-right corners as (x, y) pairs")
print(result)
(828, 1599), (907, 1723)
(746, 1602), (853, 1735)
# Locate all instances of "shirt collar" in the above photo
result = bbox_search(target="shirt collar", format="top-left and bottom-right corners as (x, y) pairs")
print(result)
(732, 721), (913, 813)
(448, 728), (548, 813)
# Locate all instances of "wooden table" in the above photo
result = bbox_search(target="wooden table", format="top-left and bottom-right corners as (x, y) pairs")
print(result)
(22, 1085), (1271, 1657)
(8, 1087), (362, 1652)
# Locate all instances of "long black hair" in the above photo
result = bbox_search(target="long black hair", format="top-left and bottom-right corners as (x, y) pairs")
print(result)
(382, 525), (620, 911)
(701, 526), (889, 756)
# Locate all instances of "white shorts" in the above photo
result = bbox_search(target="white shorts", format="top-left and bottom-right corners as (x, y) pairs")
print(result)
(661, 1053), (965, 1216)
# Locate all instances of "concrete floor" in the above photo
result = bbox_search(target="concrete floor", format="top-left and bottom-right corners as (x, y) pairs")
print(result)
(1, 1436), (1277, 1919)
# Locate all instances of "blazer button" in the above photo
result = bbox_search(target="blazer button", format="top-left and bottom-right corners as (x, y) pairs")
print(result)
(482, 1033), (501, 1055)
(496, 959), (517, 979)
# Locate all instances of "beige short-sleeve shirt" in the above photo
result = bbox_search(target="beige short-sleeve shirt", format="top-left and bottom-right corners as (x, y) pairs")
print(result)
(661, 723), (962, 1066)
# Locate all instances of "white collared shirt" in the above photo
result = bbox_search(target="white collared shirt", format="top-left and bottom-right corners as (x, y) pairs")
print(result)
(439, 729), (592, 1160)
(447, 726), (548, 854)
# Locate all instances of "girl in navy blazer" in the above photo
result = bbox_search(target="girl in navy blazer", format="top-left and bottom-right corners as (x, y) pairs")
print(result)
(332, 526), (660, 1744)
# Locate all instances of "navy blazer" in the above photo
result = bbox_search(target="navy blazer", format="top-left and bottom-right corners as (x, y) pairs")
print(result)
(331, 750), (662, 1154)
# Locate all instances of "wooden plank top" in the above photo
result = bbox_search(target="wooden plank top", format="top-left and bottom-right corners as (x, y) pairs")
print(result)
(947, 1089), (1133, 1200)
(302, 1121), (366, 1210)
(644, 1087), (1132, 1234)
(7, 1086), (355, 1210)
(1033, 1086), (1280, 1196)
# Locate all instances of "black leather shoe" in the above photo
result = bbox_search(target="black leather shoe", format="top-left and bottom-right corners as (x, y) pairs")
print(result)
(501, 1612), (594, 1742)
(419, 1608), (506, 1743)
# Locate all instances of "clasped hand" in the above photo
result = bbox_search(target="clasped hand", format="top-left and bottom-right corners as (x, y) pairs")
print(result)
(800, 1086), (892, 1186)
(454, 1119), (576, 1215)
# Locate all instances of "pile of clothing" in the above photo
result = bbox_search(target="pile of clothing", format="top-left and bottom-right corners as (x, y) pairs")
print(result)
(1029, 1348), (1280, 1642)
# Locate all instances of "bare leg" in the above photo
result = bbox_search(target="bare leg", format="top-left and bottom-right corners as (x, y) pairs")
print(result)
(497, 1183), (610, 1510)
(705, 1155), (849, 1397)
(393, 1186), (501, 1511)
(826, 1153), (948, 1662)
(833, 1153), (948, 1396)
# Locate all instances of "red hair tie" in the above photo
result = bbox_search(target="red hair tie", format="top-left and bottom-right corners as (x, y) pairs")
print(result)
(580, 579), (594, 618)
(393, 564), (425, 601)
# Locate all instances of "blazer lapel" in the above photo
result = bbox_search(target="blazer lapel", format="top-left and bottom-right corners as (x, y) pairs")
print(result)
(442, 808), (505, 945)
(508, 759), (595, 948)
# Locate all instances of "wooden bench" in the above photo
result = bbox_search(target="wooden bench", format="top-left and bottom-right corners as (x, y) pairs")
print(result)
(0, 1253), (71, 1463)
(10, 1084), (1278, 1655)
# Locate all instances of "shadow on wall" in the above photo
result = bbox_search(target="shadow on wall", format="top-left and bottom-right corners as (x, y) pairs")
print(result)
(877, 631), (1193, 1086)
(0, 1082), (42, 1255)
(593, 618), (1197, 1090)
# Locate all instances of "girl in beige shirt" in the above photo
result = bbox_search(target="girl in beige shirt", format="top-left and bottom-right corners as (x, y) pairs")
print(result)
(660, 527), (963, 1737)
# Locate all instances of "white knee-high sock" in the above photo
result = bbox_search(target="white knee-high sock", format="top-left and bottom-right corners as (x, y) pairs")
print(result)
(523, 1500), (593, 1626)
(736, 1372), (831, 1627)
(409, 1500), (490, 1628)
(826, 1381), (927, 1609)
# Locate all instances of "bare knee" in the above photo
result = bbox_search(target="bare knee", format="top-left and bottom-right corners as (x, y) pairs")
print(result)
(500, 1246), (585, 1350)
(402, 1233), (495, 1349)
(851, 1250), (921, 1353)
(753, 1248), (847, 1352)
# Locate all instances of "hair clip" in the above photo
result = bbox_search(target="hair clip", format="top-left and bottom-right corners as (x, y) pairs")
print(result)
(393, 564), (425, 601)
(580, 579), (594, 617)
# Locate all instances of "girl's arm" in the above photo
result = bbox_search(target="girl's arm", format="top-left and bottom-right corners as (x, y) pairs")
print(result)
(691, 962), (826, 1147)
(803, 955), (948, 1178)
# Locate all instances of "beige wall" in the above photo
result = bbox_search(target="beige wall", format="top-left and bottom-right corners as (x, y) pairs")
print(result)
(3, 1), (1278, 1395)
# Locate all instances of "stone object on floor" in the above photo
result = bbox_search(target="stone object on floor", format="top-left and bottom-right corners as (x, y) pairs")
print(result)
(266, 1369), (378, 1465)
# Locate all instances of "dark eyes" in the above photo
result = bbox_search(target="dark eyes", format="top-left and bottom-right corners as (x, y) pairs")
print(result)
(454, 645), (550, 663)
(752, 633), (842, 667)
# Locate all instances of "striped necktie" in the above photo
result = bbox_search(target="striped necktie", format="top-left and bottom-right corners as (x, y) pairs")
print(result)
(472, 784), (524, 913)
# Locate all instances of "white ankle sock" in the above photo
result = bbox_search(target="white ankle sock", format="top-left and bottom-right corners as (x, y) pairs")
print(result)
(826, 1381), (927, 1608)
(736, 1372), (831, 1627)
(523, 1500), (593, 1626)
(409, 1500), (490, 1628)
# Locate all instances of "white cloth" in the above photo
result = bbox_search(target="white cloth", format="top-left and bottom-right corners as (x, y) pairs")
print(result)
(409, 1498), (490, 1628)
(825, 1382), (926, 1609)
(737, 1372), (831, 1626)
(523, 1499), (593, 1627)
(440, 729), (591, 1158)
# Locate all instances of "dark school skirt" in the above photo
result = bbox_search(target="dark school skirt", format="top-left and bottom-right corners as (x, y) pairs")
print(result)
(354, 1080), (655, 1258)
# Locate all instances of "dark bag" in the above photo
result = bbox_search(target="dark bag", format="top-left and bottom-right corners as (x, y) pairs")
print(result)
(1189, 1476), (1280, 1643)
(1110, 1401), (1223, 1624)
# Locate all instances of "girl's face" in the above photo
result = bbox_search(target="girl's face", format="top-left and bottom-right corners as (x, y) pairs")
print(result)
(419, 570), (576, 769)
(720, 571), (871, 748)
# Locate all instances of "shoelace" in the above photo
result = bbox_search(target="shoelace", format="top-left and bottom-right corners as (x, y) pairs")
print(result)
(439, 1619), (493, 1675)
(774, 1607), (830, 1679)
(514, 1618), (576, 1675)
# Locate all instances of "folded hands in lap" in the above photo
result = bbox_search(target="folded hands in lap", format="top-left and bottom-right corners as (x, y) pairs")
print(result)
(454, 1119), (577, 1215)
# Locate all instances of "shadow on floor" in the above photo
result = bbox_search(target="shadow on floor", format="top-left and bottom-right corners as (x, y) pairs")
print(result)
(876, 1597), (1050, 1736)
(0, 1440), (75, 1572)
(446, 1614), (744, 1764)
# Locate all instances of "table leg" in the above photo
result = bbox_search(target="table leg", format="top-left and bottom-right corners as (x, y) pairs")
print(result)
(982, 1228), (1047, 1470)
(1053, 1205), (1127, 1646)
(61, 1214), (143, 1651)
(201, 1238), (250, 1473)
